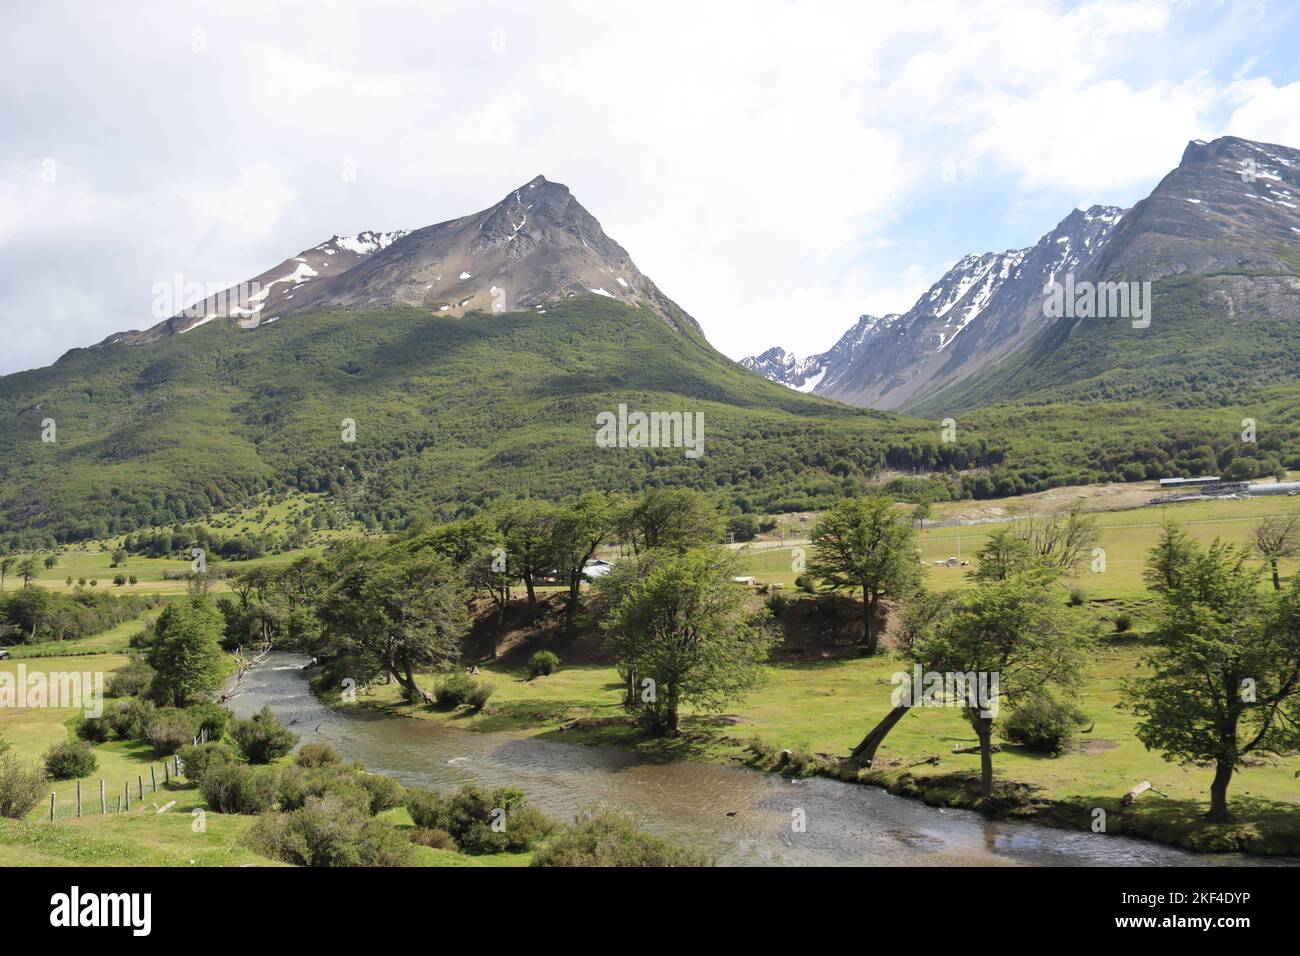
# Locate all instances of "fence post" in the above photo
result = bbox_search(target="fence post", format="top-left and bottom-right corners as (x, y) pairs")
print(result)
(150, 766), (157, 793)
(116, 796), (121, 813)
(163, 763), (170, 785)
(138, 775), (143, 800)
(100, 780), (106, 815)
(49, 792), (55, 822)
(76, 780), (82, 818)
(124, 782), (130, 812)
(174, 755), (181, 778)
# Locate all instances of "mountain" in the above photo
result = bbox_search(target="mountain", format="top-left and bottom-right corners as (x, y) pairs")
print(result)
(743, 205), (1124, 409)
(104, 231), (410, 343)
(741, 313), (901, 392)
(104, 175), (696, 344)
(0, 179), (961, 548)
(911, 135), (1300, 415)
(747, 136), (1300, 416)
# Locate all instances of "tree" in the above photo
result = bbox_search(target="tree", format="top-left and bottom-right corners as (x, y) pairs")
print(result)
(111, 549), (127, 568)
(16, 558), (38, 587)
(8, 586), (52, 641)
(912, 501), (932, 530)
(1129, 539), (1300, 822)
(490, 499), (557, 624)
(0, 556), (12, 591)
(808, 496), (921, 654)
(622, 488), (723, 555)
(1253, 515), (1299, 591)
(42, 555), (57, 570)
(551, 492), (622, 634)
(1143, 517), (1196, 595)
(316, 535), (470, 705)
(1017, 502), (1100, 572)
(911, 567), (1093, 799)
(968, 527), (1035, 583)
(146, 597), (228, 707)
(602, 548), (775, 735)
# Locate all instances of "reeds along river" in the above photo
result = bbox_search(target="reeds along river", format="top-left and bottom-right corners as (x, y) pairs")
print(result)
(228, 653), (1278, 868)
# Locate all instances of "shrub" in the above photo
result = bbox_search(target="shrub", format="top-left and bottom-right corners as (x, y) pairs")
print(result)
(411, 827), (459, 851)
(276, 765), (370, 814)
(43, 740), (97, 780)
(1067, 587), (1086, 607)
(0, 754), (47, 819)
(106, 659), (155, 698)
(795, 573), (817, 595)
(199, 762), (276, 814)
(404, 785), (551, 854)
(295, 742), (340, 768)
(357, 771), (404, 814)
(105, 697), (156, 740)
(532, 810), (714, 867)
(432, 672), (479, 709)
(146, 709), (197, 756)
(1114, 613), (1133, 634)
(247, 794), (416, 867)
(466, 682), (494, 712)
(230, 706), (298, 764)
(528, 651), (559, 678)
(75, 715), (113, 744)
(177, 741), (237, 785)
(187, 703), (231, 742)
(1003, 694), (1089, 754)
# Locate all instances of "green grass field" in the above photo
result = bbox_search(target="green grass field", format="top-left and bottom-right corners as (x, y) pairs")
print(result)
(4, 480), (1300, 861)
(738, 487), (1300, 602)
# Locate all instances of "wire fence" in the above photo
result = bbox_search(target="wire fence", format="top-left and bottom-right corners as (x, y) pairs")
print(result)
(42, 754), (186, 822)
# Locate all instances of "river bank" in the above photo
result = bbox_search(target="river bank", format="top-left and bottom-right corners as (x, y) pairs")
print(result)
(308, 647), (1300, 860)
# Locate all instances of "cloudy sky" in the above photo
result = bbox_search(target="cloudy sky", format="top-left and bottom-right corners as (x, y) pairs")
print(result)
(2, 0), (1299, 375)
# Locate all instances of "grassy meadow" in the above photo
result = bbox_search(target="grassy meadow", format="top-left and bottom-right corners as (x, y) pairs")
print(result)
(3, 480), (1300, 861)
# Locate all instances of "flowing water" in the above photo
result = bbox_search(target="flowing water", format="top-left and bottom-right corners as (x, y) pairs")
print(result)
(229, 653), (1284, 867)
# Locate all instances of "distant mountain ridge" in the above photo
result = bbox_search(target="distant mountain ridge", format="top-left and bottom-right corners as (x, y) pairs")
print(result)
(742, 204), (1125, 409)
(743, 135), (1300, 413)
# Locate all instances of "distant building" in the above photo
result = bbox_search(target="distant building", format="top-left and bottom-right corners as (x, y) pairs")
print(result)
(1158, 476), (1222, 487)
(582, 559), (612, 579)
(731, 575), (757, 586)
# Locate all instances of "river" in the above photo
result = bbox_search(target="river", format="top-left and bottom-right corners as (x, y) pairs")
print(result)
(227, 653), (1283, 867)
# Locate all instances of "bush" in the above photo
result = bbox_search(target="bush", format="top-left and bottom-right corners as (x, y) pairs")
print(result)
(146, 709), (197, 756)
(1114, 613), (1133, 633)
(43, 740), (98, 780)
(230, 706), (298, 764)
(1003, 694), (1089, 754)
(187, 703), (231, 742)
(795, 573), (817, 595)
(356, 770), (404, 814)
(466, 682), (494, 712)
(177, 741), (236, 785)
(0, 754), (47, 819)
(411, 827), (459, 851)
(199, 762), (277, 814)
(106, 659), (155, 698)
(295, 742), (340, 768)
(404, 785), (551, 854)
(528, 651), (559, 678)
(432, 672), (479, 709)
(75, 715), (113, 744)
(532, 810), (714, 867)
(105, 697), (156, 740)
(247, 794), (416, 867)
(1067, 587), (1086, 607)
(276, 765), (370, 814)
